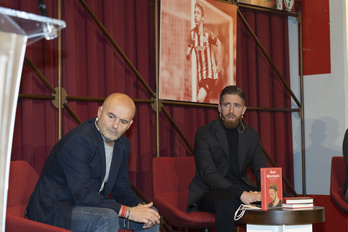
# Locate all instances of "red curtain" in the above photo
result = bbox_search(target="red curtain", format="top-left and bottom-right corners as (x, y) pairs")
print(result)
(236, 9), (294, 193)
(3, 0), (293, 201)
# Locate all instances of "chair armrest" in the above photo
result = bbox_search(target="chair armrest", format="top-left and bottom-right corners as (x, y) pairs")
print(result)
(330, 187), (348, 214)
(6, 213), (134, 232)
(154, 196), (214, 228)
(6, 214), (71, 232)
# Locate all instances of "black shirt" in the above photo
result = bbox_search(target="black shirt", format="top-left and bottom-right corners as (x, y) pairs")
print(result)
(224, 123), (254, 197)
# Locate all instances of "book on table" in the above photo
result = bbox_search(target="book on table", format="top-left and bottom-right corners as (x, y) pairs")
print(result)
(283, 203), (314, 209)
(283, 197), (313, 204)
(260, 167), (283, 211)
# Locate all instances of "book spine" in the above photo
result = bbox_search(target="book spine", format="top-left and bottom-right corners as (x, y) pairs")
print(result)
(283, 204), (314, 208)
(285, 200), (313, 204)
(260, 168), (267, 211)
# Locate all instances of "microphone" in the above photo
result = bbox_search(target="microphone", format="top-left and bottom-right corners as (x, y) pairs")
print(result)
(37, 0), (58, 40)
(38, 0), (48, 16)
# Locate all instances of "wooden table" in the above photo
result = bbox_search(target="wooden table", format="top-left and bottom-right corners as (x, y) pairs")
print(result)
(237, 206), (325, 232)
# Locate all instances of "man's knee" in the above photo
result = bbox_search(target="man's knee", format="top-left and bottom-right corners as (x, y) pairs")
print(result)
(215, 193), (240, 213)
(71, 206), (119, 232)
(95, 208), (119, 231)
(98, 208), (118, 222)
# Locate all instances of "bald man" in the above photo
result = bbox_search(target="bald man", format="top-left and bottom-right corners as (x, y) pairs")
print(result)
(26, 93), (160, 232)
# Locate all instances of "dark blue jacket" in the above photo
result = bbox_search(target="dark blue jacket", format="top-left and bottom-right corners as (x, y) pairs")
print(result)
(26, 118), (142, 229)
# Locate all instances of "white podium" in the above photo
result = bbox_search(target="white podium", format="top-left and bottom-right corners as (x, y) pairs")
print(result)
(0, 7), (65, 232)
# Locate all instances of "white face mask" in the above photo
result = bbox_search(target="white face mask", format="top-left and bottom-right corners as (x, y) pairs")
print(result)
(234, 204), (261, 221)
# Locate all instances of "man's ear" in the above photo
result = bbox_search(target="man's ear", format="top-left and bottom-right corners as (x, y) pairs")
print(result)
(125, 120), (133, 131)
(242, 106), (247, 115)
(97, 106), (103, 118)
(218, 105), (221, 114)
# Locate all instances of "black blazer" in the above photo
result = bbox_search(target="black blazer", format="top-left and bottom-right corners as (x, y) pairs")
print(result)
(26, 118), (142, 229)
(187, 119), (268, 212)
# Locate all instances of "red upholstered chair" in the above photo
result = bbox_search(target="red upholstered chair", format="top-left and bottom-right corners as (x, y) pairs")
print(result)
(6, 160), (70, 232)
(6, 160), (132, 232)
(152, 156), (215, 230)
(330, 156), (348, 214)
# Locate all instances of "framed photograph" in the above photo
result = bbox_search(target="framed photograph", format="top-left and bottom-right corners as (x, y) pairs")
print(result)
(159, 0), (237, 104)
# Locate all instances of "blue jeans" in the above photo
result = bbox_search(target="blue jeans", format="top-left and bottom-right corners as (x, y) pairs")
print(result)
(70, 206), (160, 232)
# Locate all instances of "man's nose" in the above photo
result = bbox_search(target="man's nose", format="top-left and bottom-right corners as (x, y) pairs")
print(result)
(229, 106), (234, 113)
(112, 119), (120, 128)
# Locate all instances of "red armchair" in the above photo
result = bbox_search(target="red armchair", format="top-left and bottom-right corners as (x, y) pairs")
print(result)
(6, 160), (133, 232)
(152, 156), (215, 230)
(6, 160), (70, 232)
(330, 156), (348, 214)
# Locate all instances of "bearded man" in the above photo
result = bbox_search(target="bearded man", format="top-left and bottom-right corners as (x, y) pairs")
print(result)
(268, 183), (283, 208)
(187, 85), (268, 232)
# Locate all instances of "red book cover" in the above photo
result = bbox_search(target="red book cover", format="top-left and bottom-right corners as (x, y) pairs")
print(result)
(261, 167), (283, 211)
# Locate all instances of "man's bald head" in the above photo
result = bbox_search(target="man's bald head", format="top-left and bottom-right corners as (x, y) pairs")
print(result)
(102, 93), (136, 120)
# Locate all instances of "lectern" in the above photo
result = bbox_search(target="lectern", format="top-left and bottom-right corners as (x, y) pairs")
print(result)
(0, 7), (65, 232)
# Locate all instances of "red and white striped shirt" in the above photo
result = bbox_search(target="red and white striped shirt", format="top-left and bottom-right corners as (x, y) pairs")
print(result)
(188, 27), (219, 81)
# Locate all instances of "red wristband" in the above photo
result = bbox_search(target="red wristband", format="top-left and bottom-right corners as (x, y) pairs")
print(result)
(120, 205), (126, 217)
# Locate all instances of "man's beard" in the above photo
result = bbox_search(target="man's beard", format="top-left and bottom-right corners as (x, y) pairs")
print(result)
(221, 113), (240, 129)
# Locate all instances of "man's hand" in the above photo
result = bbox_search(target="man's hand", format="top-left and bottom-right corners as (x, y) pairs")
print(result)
(240, 191), (261, 205)
(128, 202), (160, 229)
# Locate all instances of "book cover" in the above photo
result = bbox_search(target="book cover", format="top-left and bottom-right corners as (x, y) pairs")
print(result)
(260, 167), (283, 211)
(283, 197), (313, 204)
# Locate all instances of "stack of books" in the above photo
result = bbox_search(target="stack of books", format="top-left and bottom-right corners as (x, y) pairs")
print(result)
(283, 197), (314, 209)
